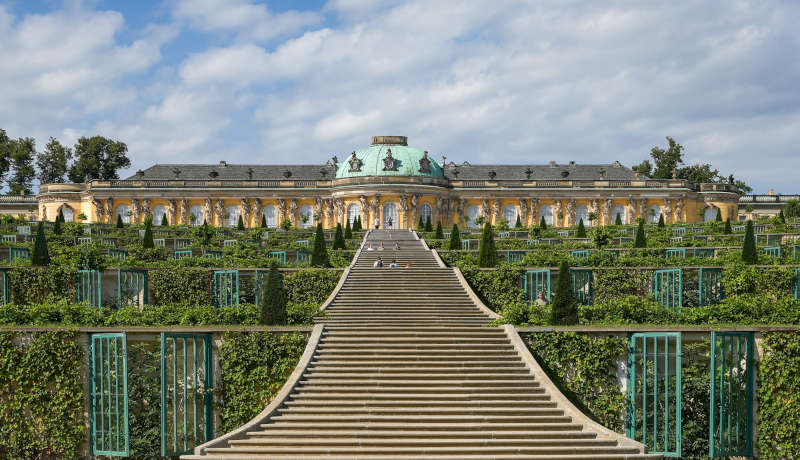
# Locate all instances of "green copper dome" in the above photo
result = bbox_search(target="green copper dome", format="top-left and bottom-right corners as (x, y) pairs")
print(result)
(335, 136), (444, 179)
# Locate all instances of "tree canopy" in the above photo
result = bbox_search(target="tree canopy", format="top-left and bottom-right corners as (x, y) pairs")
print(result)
(36, 138), (72, 184)
(67, 136), (130, 183)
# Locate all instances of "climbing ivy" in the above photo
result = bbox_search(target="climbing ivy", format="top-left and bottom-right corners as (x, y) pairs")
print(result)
(127, 342), (162, 459)
(150, 267), (212, 306)
(0, 331), (85, 459)
(758, 330), (800, 458)
(7, 266), (74, 305)
(217, 331), (307, 433)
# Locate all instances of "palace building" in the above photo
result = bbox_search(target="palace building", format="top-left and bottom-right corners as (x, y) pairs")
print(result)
(35, 136), (740, 228)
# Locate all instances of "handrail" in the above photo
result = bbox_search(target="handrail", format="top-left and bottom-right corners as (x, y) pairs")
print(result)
(187, 324), (325, 456)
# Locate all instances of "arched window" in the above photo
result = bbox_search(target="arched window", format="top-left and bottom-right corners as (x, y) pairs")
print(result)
(420, 203), (433, 225)
(299, 204), (314, 229)
(648, 205), (662, 223)
(114, 205), (130, 224)
(189, 205), (204, 226)
(225, 205), (242, 227)
(263, 205), (276, 228)
(347, 204), (360, 225)
(61, 206), (74, 223)
(576, 205), (589, 226)
(502, 205), (517, 226)
(704, 206), (719, 222)
(383, 203), (398, 229)
(538, 205), (553, 226)
(612, 205), (626, 224)
(465, 205), (481, 228)
(152, 205), (167, 225)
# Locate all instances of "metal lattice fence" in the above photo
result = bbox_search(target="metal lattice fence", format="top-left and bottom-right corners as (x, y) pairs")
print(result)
(653, 269), (682, 312)
(699, 268), (724, 307)
(524, 269), (550, 305)
(212, 270), (239, 307)
(90, 333), (129, 456)
(77, 269), (102, 307)
(709, 331), (754, 457)
(570, 269), (593, 305)
(118, 269), (148, 307)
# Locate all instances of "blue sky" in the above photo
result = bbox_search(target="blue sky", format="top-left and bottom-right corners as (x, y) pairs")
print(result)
(1, 0), (799, 193)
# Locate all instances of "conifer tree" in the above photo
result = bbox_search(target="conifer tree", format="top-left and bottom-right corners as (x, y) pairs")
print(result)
(32, 220), (50, 266)
(716, 209), (723, 222)
(57, 209), (64, 224)
(658, 214), (665, 228)
(551, 261), (577, 325)
(116, 213), (123, 228)
(724, 217), (732, 234)
(333, 223), (346, 250)
(576, 219), (586, 238)
(634, 219), (647, 248)
(615, 213), (622, 226)
(515, 215), (522, 228)
(53, 213), (63, 235)
(161, 214), (168, 226)
(260, 213), (267, 228)
(260, 260), (286, 325)
(425, 216), (433, 232)
(778, 209), (786, 224)
(344, 219), (352, 239)
(237, 214), (245, 230)
(742, 219), (757, 264)
(540, 215), (547, 230)
(354, 216), (361, 232)
(418, 215), (424, 231)
(478, 222), (497, 267)
(142, 216), (154, 249)
(435, 221), (444, 239)
(449, 224), (462, 250)
(311, 222), (329, 267)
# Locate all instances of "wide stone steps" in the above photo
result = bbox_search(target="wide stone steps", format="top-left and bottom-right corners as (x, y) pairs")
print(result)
(185, 230), (657, 460)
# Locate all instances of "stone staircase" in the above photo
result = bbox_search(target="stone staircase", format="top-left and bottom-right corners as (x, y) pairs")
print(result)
(185, 230), (659, 459)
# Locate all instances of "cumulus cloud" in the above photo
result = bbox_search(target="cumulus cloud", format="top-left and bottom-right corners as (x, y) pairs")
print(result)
(2, 1), (799, 192)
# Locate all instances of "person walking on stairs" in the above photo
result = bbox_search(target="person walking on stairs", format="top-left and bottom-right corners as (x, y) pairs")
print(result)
(373, 256), (384, 268)
(374, 217), (380, 229)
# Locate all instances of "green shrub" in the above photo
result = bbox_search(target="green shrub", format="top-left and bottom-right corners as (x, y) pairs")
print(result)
(260, 261), (286, 325)
(633, 219), (646, 248)
(459, 264), (525, 313)
(539, 215), (547, 229)
(658, 213), (665, 228)
(284, 269), (340, 304)
(576, 219), (586, 238)
(615, 213), (622, 225)
(477, 222), (497, 267)
(742, 220), (757, 264)
(333, 223), (345, 250)
(425, 215), (433, 232)
(435, 221), (444, 239)
(759, 331), (800, 457)
(160, 214), (168, 226)
(8, 266), (74, 305)
(448, 224), (462, 250)
(551, 261), (576, 325)
(142, 216), (154, 249)
(116, 213), (123, 228)
(32, 220), (50, 266)
(344, 219), (352, 239)
(311, 223), (329, 267)
(579, 295), (680, 325)
(149, 267), (211, 306)
(723, 217), (732, 234)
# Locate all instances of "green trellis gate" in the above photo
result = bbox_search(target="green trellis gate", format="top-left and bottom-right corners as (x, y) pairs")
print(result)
(160, 333), (214, 456)
(653, 269), (682, 312)
(212, 270), (239, 307)
(77, 269), (102, 307)
(699, 268), (724, 307)
(570, 269), (593, 305)
(523, 269), (550, 304)
(627, 332), (682, 457)
(89, 333), (129, 456)
(709, 331), (755, 457)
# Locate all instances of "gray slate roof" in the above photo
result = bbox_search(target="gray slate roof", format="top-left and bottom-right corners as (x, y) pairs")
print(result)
(128, 161), (636, 181)
(127, 164), (336, 181)
(442, 162), (638, 181)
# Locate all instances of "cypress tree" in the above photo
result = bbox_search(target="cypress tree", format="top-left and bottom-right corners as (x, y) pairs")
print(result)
(576, 219), (586, 238)
(354, 216), (361, 232)
(237, 214), (245, 230)
(658, 214), (665, 228)
(551, 261), (577, 325)
(116, 213), (124, 228)
(344, 219), (352, 239)
(634, 219), (647, 248)
(142, 216), (154, 249)
(260, 213), (267, 228)
(724, 217), (732, 234)
(260, 260), (286, 325)
(311, 222), (329, 267)
(57, 209), (64, 224)
(779, 209), (786, 224)
(333, 223), (346, 250)
(742, 219), (757, 264)
(716, 209), (723, 222)
(539, 215), (547, 230)
(425, 216), (433, 232)
(435, 221), (444, 239)
(53, 214), (63, 235)
(515, 215), (522, 228)
(478, 222), (497, 267)
(161, 214), (168, 226)
(32, 220), (50, 266)
(417, 215), (424, 231)
(449, 224), (462, 250)
(615, 213), (622, 226)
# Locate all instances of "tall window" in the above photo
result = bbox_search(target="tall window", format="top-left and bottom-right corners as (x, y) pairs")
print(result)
(648, 205), (663, 223)
(704, 206), (719, 222)
(612, 205), (626, 224)
(348, 204), (360, 225)
(114, 205), (130, 224)
(263, 205), (276, 228)
(189, 205), (204, 226)
(225, 205), (242, 227)
(576, 205), (589, 226)
(152, 205), (167, 225)
(465, 205), (481, 228)
(502, 206), (517, 225)
(539, 205), (553, 226)
(299, 204), (314, 228)
(420, 203), (433, 225)
(383, 203), (398, 229)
